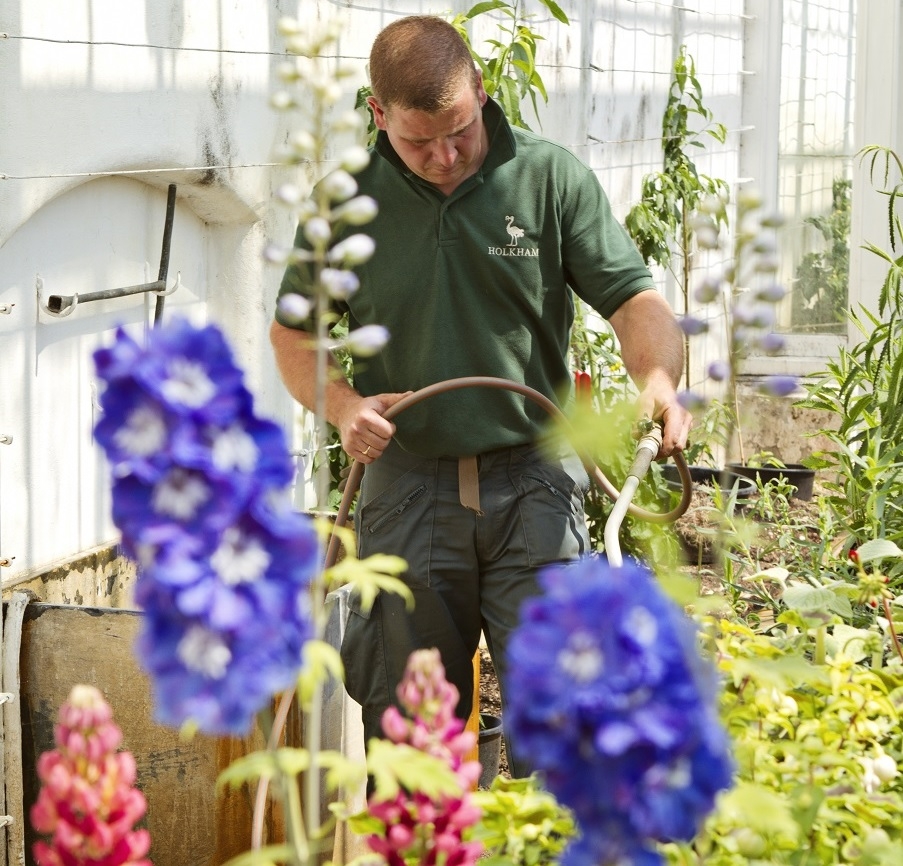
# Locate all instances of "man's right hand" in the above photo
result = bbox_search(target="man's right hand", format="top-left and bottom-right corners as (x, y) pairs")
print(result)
(336, 392), (411, 463)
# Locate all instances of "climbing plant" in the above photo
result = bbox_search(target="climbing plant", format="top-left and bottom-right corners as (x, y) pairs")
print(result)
(791, 177), (851, 333)
(450, 0), (568, 130)
(624, 46), (729, 386)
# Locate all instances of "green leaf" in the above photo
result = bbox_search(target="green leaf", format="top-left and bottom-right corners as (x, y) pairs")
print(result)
(730, 653), (826, 690)
(828, 623), (875, 661)
(748, 566), (790, 587)
(316, 749), (368, 795)
(718, 781), (800, 839)
(347, 809), (385, 836)
(217, 751), (281, 789)
(297, 640), (345, 708)
(782, 585), (839, 615)
(326, 553), (412, 614)
(217, 747), (310, 791)
(857, 539), (903, 563)
(788, 783), (826, 836)
(538, 0), (570, 24)
(367, 739), (462, 801)
(463, 0), (508, 21)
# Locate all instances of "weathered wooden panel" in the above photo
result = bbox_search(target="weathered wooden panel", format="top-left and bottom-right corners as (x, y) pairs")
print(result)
(17, 604), (277, 866)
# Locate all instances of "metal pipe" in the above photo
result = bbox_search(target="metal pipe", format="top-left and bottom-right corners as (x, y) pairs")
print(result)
(45, 280), (166, 314)
(42, 183), (178, 319)
(153, 184), (178, 326)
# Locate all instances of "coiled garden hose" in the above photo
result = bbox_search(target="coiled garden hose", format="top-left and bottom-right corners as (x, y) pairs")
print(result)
(324, 375), (692, 567)
(252, 375), (692, 850)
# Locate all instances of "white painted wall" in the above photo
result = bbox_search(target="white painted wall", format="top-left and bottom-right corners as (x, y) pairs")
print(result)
(1, 0), (897, 585)
(1, 0), (300, 582)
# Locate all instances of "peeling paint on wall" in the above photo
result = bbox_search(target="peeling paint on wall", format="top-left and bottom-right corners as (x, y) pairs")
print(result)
(1, 543), (138, 610)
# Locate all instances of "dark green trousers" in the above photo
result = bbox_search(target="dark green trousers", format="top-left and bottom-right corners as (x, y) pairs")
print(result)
(341, 439), (590, 779)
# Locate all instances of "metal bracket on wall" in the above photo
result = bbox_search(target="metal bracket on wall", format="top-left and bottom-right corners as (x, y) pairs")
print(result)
(37, 183), (179, 326)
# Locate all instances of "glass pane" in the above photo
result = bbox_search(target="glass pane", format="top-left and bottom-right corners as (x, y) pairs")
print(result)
(777, 0), (856, 336)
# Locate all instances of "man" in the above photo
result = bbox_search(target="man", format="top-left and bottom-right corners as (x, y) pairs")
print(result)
(271, 15), (690, 777)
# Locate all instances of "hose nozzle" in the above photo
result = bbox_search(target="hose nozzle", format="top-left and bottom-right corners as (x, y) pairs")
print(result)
(627, 417), (663, 481)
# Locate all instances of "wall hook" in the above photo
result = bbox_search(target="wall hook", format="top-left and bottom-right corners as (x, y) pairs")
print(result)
(37, 275), (79, 318)
(154, 271), (181, 297)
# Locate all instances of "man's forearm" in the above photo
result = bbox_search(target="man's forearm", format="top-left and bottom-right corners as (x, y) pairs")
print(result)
(608, 290), (684, 389)
(269, 320), (359, 427)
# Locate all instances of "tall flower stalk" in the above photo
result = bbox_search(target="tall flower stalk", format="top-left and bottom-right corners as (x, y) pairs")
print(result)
(31, 685), (152, 866)
(505, 556), (734, 866)
(353, 649), (484, 866)
(93, 319), (319, 735)
(267, 15), (385, 852)
(677, 189), (793, 466)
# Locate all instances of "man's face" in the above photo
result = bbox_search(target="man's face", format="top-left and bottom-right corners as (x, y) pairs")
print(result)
(368, 74), (488, 195)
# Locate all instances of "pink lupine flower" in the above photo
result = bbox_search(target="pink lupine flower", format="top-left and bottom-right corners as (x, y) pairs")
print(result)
(365, 649), (483, 866)
(30, 684), (151, 866)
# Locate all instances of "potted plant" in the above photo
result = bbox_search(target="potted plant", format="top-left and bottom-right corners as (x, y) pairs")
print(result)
(478, 712), (503, 789)
(727, 451), (816, 501)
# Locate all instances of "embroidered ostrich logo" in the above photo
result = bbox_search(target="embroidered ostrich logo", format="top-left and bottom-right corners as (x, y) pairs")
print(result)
(505, 215), (525, 247)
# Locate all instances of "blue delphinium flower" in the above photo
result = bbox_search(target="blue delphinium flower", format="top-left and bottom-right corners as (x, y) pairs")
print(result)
(506, 556), (733, 866)
(93, 319), (318, 735)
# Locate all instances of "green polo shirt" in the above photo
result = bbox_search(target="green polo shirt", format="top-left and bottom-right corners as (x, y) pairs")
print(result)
(277, 98), (653, 457)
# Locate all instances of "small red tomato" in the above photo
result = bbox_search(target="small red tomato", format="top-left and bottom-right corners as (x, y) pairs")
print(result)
(574, 371), (593, 402)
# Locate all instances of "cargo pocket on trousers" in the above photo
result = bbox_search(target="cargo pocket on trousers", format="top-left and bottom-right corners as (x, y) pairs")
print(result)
(516, 463), (590, 566)
(340, 592), (388, 710)
(355, 479), (434, 589)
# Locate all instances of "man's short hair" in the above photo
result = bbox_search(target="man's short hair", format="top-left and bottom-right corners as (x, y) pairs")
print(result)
(369, 16), (478, 113)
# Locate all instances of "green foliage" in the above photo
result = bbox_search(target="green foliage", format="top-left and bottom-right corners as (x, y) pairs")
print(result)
(662, 620), (903, 865)
(797, 150), (903, 551)
(624, 46), (729, 386)
(449, 0), (568, 130)
(364, 739), (463, 801)
(791, 177), (851, 333)
(684, 398), (733, 468)
(626, 46), (728, 271)
(469, 775), (577, 865)
(325, 550), (412, 614)
(567, 305), (680, 563)
(860, 145), (903, 268)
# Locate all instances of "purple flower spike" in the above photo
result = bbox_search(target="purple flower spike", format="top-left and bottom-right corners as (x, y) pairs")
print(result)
(694, 277), (722, 305)
(755, 281), (787, 303)
(506, 557), (734, 866)
(678, 316), (709, 336)
(93, 319), (318, 735)
(707, 360), (731, 382)
(757, 332), (786, 354)
(758, 375), (798, 397)
(677, 390), (707, 413)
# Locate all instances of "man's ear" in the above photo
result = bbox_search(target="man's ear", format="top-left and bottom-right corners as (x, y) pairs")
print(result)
(474, 69), (488, 107)
(366, 96), (388, 131)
